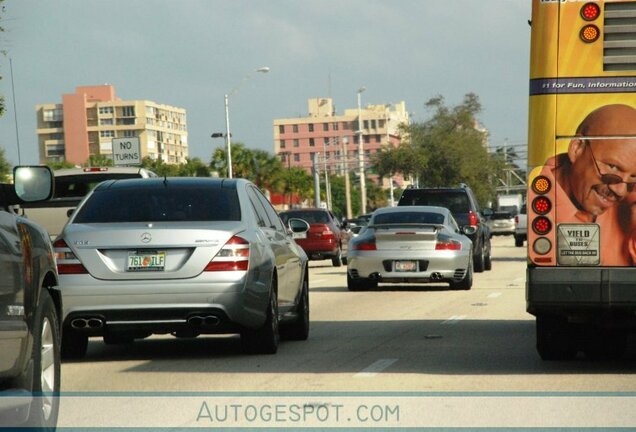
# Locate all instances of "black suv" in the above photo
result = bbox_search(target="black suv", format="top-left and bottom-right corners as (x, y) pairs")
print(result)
(397, 184), (492, 272)
(0, 166), (61, 428)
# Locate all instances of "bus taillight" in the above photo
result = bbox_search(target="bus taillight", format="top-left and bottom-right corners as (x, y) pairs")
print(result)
(532, 196), (552, 215)
(580, 24), (600, 43)
(532, 216), (552, 235)
(531, 176), (551, 195)
(532, 238), (552, 256)
(581, 3), (601, 21)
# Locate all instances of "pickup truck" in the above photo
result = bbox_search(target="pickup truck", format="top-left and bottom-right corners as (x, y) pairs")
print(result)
(514, 203), (527, 247)
(19, 166), (156, 238)
(0, 166), (61, 428)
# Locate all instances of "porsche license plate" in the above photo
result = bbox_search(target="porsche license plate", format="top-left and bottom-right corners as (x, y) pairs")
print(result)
(394, 260), (417, 272)
(127, 252), (166, 271)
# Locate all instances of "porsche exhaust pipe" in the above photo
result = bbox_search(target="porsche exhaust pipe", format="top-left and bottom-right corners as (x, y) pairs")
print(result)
(430, 272), (443, 281)
(188, 315), (220, 327)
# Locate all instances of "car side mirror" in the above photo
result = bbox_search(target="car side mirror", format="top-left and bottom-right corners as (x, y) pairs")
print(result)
(462, 225), (477, 236)
(287, 218), (310, 234)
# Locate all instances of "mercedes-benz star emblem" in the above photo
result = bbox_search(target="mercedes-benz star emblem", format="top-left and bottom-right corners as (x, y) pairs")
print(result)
(141, 232), (152, 243)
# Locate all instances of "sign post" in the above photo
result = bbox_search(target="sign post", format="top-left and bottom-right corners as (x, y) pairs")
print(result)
(112, 138), (141, 166)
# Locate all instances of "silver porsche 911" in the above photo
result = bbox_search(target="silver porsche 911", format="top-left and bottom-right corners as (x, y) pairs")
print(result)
(347, 206), (475, 291)
(54, 177), (310, 358)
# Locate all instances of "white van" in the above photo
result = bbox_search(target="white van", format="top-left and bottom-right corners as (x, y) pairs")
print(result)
(20, 166), (156, 238)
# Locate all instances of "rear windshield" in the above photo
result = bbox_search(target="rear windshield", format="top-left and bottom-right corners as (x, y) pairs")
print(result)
(373, 211), (445, 225)
(73, 186), (241, 223)
(492, 211), (514, 220)
(280, 211), (329, 224)
(399, 191), (470, 214)
(54, 174), (144, 199)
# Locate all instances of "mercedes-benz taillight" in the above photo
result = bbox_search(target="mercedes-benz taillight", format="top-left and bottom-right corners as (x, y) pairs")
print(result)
(204, 235), (250, 272)
(53, 239), (88, 274)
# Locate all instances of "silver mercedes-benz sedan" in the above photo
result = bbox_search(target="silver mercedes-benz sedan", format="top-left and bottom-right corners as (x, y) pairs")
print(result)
(347, 206), (475, 291)
(54, 177), (310, 358)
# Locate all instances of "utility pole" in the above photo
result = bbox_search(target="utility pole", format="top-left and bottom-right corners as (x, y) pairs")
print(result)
(312, 153), (321, 208)
(357, 87), (367, 214)
(342, 137), (352, 218)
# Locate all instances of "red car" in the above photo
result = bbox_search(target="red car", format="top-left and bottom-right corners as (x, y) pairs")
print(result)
(279, 208), (350, 267)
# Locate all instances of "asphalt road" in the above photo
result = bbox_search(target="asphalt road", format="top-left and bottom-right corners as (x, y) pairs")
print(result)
(56, 235), (636, 428)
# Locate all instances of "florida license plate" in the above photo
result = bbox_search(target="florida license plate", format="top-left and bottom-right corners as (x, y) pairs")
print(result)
(127, 252), (166, 271)
(394, 260), (417, 272)
(292, 232), (307, 239)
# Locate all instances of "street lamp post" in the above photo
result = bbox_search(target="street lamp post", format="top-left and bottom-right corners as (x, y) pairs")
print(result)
(224, 66), (270, 179)
(342, 137), (352, 219)
(357, 86), (367, 214)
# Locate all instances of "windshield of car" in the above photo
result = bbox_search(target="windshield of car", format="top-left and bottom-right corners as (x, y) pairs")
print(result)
(54, 173), (147, 199)
(400, 191), (470, 214)
(73, 186), (241, 223)
(280, 211), (329, 224)
(372, 211), (445, 225)
(491, 211), (514, 220)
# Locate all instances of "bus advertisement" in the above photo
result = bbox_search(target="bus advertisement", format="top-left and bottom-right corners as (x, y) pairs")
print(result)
(527, 0), (636, 360)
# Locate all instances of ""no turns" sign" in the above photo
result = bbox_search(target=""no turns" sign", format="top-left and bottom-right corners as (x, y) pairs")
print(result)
(112, 137), (141, 166)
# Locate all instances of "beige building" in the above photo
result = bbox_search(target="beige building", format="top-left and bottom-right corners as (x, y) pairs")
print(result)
(36, 85), (188, 165)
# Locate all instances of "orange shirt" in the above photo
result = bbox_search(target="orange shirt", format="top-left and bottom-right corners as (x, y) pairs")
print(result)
(541, 155), (631, 266)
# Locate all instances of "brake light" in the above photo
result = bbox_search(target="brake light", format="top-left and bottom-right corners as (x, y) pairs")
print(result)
(353, 239), (377, 251)
(532, 216), (552, 235)
(468, 210), (478, 226)
(435, 239), (462, 250)
(515, 215), (519, 224)
(83, 167), (108, 172)
(532, 196), (552, 215)
(204, 235), (249, 271)
(53, 239), (88, 274)
(581, 2), (600, 21)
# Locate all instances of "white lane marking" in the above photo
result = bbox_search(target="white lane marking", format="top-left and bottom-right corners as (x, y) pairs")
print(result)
(441, 315), (466, 325)
(354, 358), (398, 378)
(488, 292), (502, 298)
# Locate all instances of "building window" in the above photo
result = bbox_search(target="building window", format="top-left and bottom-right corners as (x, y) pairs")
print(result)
(323, 138), (329, 146)
(280, 140), (286, 149)
(364, 135), (370, 144)
(123, 130), (136, 138)
(308, 123), (314, 132)
(293, 139), (299, 147)
(309, 152), (315, 161)
(292, 124), (299, 133)
(323, 123), (329, 131)
(100, 130), (115, 138)
(100, 118), (113, 125)
(375, 135), (381, 143)
(371, 119), (377, 129)
(43, 108), (63, 122)
(332, 122), (339, 131)
(294, 153), (300, 162)
(122, 106), (135, 117)
(379, 119), (386, 128)
(309, 138), (315, 147)
(363, 120), (369, 129)
(99, 106), (114, 115)
(279, 125), (285, 134)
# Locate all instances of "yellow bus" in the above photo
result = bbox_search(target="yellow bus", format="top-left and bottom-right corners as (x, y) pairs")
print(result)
(527, 0), (636, 360)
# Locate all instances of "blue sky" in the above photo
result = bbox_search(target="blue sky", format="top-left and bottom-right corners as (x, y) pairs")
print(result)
(0, 1), (531, 166)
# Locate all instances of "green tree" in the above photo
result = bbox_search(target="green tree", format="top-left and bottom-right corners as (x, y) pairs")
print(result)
(86, 154), (113, 167)
(178, 157), (211, 177)
(284, 167), (313, 204)
(46, 160), (76, 171)
(374, 93), (499, 207)
(0, 148), (11, 181)
(141, 156), (180, 177)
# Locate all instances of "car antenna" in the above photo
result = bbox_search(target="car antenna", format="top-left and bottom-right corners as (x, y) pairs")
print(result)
(163, 173), (168, 185)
